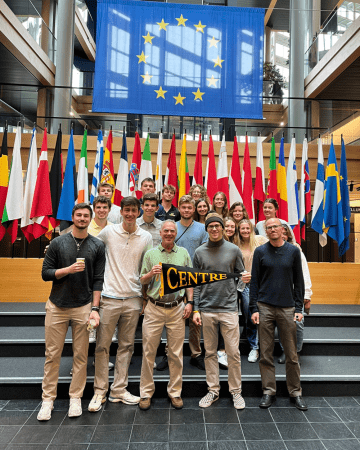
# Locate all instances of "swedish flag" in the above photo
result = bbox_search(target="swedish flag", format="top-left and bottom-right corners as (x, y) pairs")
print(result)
(339, 137), (351, 256)
(322, 140), (344, 251)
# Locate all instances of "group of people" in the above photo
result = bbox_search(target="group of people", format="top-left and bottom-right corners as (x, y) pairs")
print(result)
(37, 178), (312, 421)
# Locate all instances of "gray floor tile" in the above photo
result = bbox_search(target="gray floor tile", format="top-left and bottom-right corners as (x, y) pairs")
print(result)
(91, 424), (132, 443)
(321, 440), (360, 450)
(129, 444), (169, 450)
(149, 398), (171, 409)
(99, 409), (136, 425)
(246, 442), (287, 450)
(324, 397), (360, 407)
(0, 411), (32, 426)
(204, 408), (238, 424)
(205, 423), (243, 441)
(134, 407), (169, 424)
(26, 410), (67, 425)
(49, 446), (89, 450)
(6, 445), (48, 450)
(303, 407), (341, 423)
(169, 424), (206, 442)
(170, 442), (207, 450)
(332, 408), (360, 422)
(207, 441), (247, 450)
(284, 441), (325, 450)
(0, 426), (22, 445)
(51, 425), (96, 444)
(4, 400), (41, 411)
(241, 423), (281, 441)
(11, 425), (59, 444)
(170, 409), (204, 424)
(131, 424), (169, 442)
(311, 422), (355, 439)
(237, 408), (273, 423)
(61, 410), (101, 426)
(270, 407), (308, 423)
(346, 422), (360, 438)
(276, 422), (318, 440)
(0, 402), (9, 412)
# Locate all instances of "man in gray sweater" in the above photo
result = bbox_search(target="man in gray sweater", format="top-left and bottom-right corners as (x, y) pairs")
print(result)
(193, 214), (246, 409)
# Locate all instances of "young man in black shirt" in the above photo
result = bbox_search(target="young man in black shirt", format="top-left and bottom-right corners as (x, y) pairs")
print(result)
(38, 204), (105, 421)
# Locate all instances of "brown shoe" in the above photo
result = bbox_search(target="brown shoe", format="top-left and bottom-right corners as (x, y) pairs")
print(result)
(139, 398), (151, 411)
(170, 397), (183, 409)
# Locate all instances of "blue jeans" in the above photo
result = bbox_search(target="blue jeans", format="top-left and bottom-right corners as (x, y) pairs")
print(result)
(239, 286), (258, 350)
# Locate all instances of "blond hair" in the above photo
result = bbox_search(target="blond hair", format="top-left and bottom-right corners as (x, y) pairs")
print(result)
(238, 219), (257, 253)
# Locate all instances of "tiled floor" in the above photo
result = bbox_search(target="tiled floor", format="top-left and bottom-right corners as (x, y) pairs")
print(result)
(0, 396), (360, 449)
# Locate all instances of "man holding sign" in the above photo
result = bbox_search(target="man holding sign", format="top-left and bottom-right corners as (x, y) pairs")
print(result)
(193, 214), (246, 409)
(139, 220), (193, 410)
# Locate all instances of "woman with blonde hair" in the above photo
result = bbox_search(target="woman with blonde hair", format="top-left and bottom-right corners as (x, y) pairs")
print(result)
(212, 191), (228, 219)
(237, 219), (268, 363)
(223, 216), (241, 247)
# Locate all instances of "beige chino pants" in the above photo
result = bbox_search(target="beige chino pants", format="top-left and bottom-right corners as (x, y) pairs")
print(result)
(140, 300), (185, 399)
(94, 296), (142, 398)
(42, 299), (91, 401)
(202, 311), (242, 395)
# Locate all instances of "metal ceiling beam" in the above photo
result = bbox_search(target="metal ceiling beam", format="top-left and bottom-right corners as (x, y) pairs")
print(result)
(265, 0), (277, 26)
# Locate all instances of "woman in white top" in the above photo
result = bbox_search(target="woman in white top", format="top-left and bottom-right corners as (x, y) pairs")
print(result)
(256, 198), (295, 241)
(238, 219), (268, 363)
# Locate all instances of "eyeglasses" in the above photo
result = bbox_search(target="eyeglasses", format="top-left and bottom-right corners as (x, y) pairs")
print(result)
(208, 224), (222, 230)
(265, 224), (282, 231)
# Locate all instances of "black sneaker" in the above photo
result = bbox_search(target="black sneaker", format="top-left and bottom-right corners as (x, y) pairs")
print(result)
(190, 355), (205, 370)
(156, 355), (168, 371)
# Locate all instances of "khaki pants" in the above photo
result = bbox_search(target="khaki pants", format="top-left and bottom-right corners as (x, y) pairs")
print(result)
(42, 299), (91, 401)
(202, 311), (242, 395)
(258, 302), (301, 397)
(140, 300), (185, 399)
(94, 296), (142, 397)
(188, 311), (202, 358)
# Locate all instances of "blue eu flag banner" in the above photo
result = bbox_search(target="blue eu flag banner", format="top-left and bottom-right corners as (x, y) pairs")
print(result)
(339, 137), (351, 257)
(93, 0), (264, 119)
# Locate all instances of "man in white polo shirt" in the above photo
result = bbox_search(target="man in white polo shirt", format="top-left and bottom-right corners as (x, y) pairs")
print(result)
(88, 196), (152, 412)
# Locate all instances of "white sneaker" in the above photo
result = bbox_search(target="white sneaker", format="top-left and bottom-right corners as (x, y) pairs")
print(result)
(108, 390), (140, 405)
(89, 329), (97, 343)
(68, 398), (82, 417)
(248, 349), (259, 363)
(92, 360), (114, 370)
(232, 393), (246, 410)
(217, 351), (228, 369)
(199, 392), (219, 408)
(112, 326), (118, 342)
(88, 394), (106, 412)
(37, 401), (53, 421)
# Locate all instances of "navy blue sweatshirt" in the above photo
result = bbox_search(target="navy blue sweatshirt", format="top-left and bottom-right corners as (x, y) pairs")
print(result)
(249, 241), (304, 314)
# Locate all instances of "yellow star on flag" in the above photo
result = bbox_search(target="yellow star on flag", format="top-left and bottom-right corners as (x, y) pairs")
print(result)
(141, 72), (153, 84)
(340, 175), (344, 180)
(176, 14), (188, 26)
(207, 75), (219, 87)
(142, 32), (155, 44)
(213, 56), (224, 68)
(344, 216), (348, 222)
(157, 19), (169, 31)
(208, 36), (220, 48)
(174, 92), (186, 105)
(194, 21), (206, 33)
(137, 51), (149, 64)
(192, 88), (205, 101)
(155, 86), (167, 99)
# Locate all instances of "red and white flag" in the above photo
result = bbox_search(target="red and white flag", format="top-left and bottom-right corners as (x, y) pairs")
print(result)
(229, 136), (243, 205)
(217, 134), (229, 203)
(129, 131), (142, 199)
(204, 134), (218, 203)
(192, 132), (203, 186)
(242, 135), (255, 222)
(30, 128), (54, 239)
(114, 131), (129, 205)
(254, 135), (265, 221)
(164, 133), (178, 206)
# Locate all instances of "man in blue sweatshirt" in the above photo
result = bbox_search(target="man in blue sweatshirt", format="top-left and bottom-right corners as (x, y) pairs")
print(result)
(250, 217), (307, 411)
(193, 214), (245, 410)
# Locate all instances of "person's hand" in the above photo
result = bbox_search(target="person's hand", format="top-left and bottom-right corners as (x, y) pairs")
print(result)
(67, 261), (85, 274)
(294, 313), (303, 322)
(241, 271), (251, 284)
(44, 244), (50, 255)
(150, 265), (162, 278)
(183, 303), (192, 319)
(88, 310), (100, 327)
(304, 299), (311, 315)
(140, 299), (148, 315)
(251, 312), (259, 324)
(193, 312), (202, 326)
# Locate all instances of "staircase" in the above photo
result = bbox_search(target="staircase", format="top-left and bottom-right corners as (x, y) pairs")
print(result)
(0, 303), (359, 399)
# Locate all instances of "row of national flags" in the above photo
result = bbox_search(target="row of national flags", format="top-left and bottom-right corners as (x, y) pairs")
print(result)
(0, 126), (351, 256)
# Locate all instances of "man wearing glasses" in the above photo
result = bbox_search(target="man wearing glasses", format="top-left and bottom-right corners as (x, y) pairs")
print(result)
(250, 218), (307, 411)
(192, 214), (246, 409)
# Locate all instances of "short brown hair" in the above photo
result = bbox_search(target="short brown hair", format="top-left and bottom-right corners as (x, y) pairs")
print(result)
(229, 202), (250, 221)
(72, 203), (93, 217)
(97, 182), (114, 194)
(121, 196), (140, 210)
(93, 196), (112, 209)
(178, 195), (195, 207)
(162, 184), (176, 194)
(141, 177), (155, 187)
(143, 193), (159, 206)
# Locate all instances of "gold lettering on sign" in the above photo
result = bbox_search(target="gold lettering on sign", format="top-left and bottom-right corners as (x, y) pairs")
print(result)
(179, 271), (187, 287)
(188, 272), (198, 285)
(167, 267), (178, 289)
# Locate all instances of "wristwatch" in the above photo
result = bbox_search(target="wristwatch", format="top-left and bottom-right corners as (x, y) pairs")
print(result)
(91, 306), (100, 312)
(187, 301), (194, 305)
